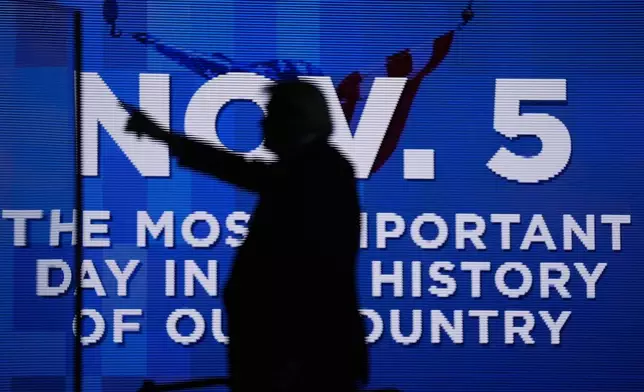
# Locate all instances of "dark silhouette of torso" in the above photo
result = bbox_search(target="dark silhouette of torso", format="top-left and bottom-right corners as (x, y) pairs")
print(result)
(124, 80), (369, 391)
(171, 138), (367, 392)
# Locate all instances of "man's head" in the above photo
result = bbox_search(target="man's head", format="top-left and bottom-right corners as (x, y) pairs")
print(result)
(262, 80), (332, 156)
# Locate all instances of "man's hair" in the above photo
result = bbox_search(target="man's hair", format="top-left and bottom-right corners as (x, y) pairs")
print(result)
(265, 80), (333, 142)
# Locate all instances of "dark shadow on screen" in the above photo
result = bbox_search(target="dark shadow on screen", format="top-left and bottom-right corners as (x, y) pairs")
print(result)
(123, 80), (370, 392)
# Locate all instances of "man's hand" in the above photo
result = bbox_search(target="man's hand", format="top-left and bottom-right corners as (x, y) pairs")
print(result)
(386, 49), (413, 78)
(121, 102), (165, 141)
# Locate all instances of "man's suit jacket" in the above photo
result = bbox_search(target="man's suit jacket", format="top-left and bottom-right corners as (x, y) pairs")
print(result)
(171, 137), (369, 390)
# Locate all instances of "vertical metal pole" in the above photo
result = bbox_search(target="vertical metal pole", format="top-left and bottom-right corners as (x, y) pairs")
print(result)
(73, 10), (83, 392)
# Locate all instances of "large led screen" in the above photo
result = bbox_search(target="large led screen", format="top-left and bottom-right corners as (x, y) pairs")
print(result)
(2, 1), (644, 391)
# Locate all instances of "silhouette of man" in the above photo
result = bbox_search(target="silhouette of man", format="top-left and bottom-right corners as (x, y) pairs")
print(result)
(123, 81), (368, 392)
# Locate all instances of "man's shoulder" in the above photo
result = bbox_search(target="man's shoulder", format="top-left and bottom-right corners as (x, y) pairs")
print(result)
(329, 145), (357, 178)
(310, 144), (355, 177)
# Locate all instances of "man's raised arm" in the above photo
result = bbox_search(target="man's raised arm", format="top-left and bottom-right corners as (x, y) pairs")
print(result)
(124, 107), (269, 192)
